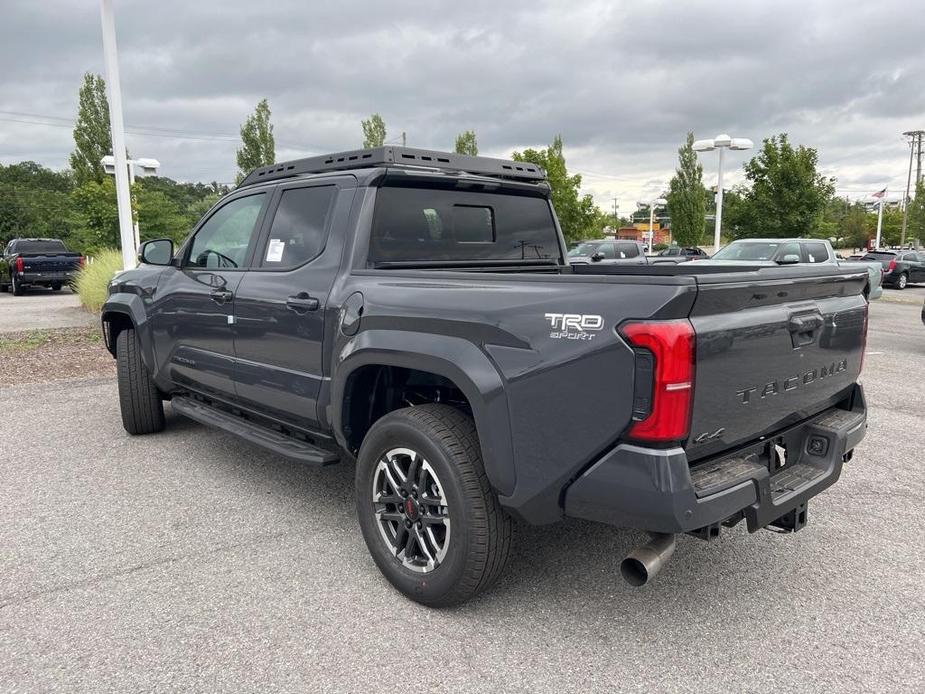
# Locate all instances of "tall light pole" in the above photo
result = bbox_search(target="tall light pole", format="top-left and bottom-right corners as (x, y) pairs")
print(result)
(646, 198), (667, 249)
(99, 0), (135, 270)
(692, 134), (753, 253)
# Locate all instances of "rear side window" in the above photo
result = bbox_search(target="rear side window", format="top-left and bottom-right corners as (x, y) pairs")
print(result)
(803, 242), (828, 263)
(614, 242), (639, 258)
(370, 187), (560, 264)
(260, 186), (336, 268)
(902, 253), (917, 262)
(14, 240), (68, 254)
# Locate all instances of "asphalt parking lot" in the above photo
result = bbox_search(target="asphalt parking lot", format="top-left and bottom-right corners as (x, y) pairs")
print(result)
(1, 299), (924, 692)
(0, 286), (95, 333)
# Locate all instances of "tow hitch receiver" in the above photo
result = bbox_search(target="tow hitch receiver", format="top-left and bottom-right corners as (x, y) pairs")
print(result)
(767, 502), (809, 533)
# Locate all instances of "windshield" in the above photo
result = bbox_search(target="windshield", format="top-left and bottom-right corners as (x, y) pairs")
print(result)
(712, 242), (785, 261)
(568, 242), (601, 258)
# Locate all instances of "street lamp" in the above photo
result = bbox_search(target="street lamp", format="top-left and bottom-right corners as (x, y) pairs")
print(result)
(101, 155), (161, 252)
(641, 198), (667, 249)
(692, 133), (753, 253)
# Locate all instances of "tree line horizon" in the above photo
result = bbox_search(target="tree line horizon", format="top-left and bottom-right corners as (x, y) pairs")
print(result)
(1, 73), (922, 255)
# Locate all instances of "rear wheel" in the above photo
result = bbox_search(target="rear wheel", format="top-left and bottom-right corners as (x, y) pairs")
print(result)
(50, 283), (61, 291)
(355, 404), (512, 607)
(897, 272), (908, 290)
(116, 328), (165, 435)
(11, 274), (23, 296)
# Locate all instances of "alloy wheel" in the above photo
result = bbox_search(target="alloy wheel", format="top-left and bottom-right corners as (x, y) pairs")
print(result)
(372, 447), (451, 573)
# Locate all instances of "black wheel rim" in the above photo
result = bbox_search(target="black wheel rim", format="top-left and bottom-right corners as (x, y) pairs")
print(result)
(372, 447), (451, 573)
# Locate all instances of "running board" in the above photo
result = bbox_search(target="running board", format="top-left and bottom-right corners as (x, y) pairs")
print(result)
(170, 396), (340, 465)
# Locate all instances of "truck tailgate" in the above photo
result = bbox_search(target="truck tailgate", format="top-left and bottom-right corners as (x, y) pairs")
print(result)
(686, 266), (867, 461)
(19, 253), (82, 273)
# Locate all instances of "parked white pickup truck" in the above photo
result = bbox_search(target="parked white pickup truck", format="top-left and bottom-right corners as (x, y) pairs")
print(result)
(707, 238), (882, 300)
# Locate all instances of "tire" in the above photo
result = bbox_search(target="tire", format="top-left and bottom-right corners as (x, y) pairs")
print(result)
(116, 328), (165, 435)
(51, 283), (61, 291)
(11, 274), (24, 296)
(897, 272), (908, 290)
(355, 404), (512, 607)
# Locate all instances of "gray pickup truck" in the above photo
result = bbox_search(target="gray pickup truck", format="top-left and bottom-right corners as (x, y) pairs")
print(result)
(102, 147), (869, 606)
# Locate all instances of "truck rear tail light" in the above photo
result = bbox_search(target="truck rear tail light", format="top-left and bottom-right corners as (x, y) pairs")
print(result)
(887, 258), (896, 272)
(79, 255), (86, 268)
(620, 319), (695, 443)
(15, 256), (24, 273)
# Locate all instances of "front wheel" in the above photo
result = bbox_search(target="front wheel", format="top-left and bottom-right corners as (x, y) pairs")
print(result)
(897, 272), (908, 290)
(355, 404), (512, 607)
(116, 328), (165, 435)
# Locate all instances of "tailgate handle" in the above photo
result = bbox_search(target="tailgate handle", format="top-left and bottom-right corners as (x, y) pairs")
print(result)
(789, 313), (823, 347)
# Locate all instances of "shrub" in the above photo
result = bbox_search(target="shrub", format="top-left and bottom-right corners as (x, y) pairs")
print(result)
(652, 243), (669, 252)
(73, 248), (123, 312)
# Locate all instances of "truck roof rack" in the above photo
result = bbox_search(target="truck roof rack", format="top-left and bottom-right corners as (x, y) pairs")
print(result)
(238, 146), (547, 188)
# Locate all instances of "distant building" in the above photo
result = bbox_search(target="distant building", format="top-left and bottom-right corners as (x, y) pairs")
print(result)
(606, 224), (672, 246)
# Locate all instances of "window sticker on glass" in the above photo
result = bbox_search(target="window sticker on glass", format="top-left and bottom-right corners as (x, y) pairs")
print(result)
(266, 238), (285, 262)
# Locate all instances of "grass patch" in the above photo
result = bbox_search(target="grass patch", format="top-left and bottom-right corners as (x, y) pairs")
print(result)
(73, 248), (124, 312)
(0, 327), (102, 353)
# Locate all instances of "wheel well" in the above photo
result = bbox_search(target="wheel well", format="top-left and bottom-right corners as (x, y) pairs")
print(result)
(101, 312), (134, 357)
(341, 365), (472, 453)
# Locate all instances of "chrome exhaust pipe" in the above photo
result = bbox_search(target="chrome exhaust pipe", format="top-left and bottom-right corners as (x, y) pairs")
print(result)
(620, 533), (676, 587)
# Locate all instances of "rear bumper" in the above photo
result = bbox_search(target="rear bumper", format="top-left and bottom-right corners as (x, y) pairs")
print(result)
(563, 384), (866, 534)
(17, 271), (75, 285)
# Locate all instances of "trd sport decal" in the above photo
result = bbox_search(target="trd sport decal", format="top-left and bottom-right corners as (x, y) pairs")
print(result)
(544, 313), (604, 341)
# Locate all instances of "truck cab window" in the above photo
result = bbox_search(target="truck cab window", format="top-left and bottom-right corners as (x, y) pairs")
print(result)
(260, 186), (335, 269)
(186, 193), (266, 269)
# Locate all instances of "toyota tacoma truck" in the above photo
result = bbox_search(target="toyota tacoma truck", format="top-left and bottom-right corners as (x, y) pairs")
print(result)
(1, 238), (83, 295)
(101, 147), (869, 606)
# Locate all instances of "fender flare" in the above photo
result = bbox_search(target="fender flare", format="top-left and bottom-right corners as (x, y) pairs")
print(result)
(331, 329), (516, 496)
(101, 294), (155, 372)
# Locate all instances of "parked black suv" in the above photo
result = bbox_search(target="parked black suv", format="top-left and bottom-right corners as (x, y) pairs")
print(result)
(102, 147), (869, 605)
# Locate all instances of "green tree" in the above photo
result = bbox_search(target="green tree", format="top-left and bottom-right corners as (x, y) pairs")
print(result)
(513, 135), (596, 243)
(907, 179), (925, 244)
(68, 178), (120, 253)
(454, 130), (478, 155)
(840, 202), (874, 249)
(70, 73), (112, 185)
(236, 98), (275, 183)
(0, 162), (74, 246)
(361, 113), (387, 148)
(732, 133), (835, 238)
(666, 132), (706, 246)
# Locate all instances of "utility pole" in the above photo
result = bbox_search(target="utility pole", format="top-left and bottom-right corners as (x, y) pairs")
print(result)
(401, 131), (406, 147)
(901, 130), (924, 246)
(612, 198), (618, 229)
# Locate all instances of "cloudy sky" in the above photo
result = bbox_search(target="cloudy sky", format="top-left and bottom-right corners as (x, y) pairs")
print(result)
(1, 0), (922, 215)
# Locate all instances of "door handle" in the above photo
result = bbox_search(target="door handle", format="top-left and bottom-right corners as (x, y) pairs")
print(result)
(210, 288), (233, 305)
(286, 293), (320, 313)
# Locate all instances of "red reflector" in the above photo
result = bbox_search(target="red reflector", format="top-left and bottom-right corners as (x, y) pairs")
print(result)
(15, 256), (24, 273)
(621, 319), (695, 442)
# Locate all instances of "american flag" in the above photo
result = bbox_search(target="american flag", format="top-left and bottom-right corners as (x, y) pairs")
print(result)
(871, 188), (887, 199)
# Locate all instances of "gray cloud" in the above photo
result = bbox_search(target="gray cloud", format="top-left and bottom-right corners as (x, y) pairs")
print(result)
(1, 0), (922, 212)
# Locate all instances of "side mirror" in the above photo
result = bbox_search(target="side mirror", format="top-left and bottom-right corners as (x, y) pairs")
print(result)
(779, 253), (801, 265)
(591, 251), (606, 262)
(139, 238), (175, 266)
